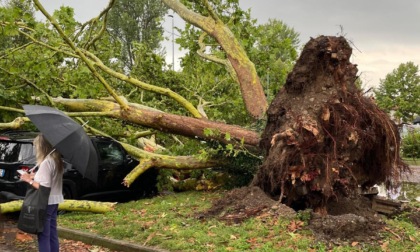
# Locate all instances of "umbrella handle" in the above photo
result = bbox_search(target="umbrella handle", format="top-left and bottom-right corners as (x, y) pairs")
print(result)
(29, 149), (56, 173)
(29, 164), (38, 173)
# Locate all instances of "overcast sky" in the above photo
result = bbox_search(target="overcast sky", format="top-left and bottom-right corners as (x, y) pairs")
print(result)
(36, 0), (420, 89)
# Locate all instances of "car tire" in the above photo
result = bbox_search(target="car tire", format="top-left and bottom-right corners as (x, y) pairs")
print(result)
(62, 179), (78, 199)
(63, 185), (74, 199)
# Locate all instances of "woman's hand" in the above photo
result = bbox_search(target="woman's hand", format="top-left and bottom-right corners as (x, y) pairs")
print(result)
(20, 173), (33, 183)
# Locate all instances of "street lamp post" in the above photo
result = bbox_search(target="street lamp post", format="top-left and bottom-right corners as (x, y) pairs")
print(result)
(168, 14), (175, 71)
(266, 68), (270, 101)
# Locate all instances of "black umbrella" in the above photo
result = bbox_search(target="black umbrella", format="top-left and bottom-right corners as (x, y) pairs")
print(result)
(414, 116), (420, 125)
(23, 105), (98, 183)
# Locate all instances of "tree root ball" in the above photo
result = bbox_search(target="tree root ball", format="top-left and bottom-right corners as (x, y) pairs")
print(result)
(252, 36), (409, 213)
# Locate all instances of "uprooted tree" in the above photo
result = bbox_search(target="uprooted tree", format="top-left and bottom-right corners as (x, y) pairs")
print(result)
(0, 0), (408, 214)
(253, 36), (409, 213)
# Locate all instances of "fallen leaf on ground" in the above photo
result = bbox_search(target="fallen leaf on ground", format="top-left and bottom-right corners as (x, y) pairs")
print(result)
(15, 232), (33, 242)
(287, 220), (304, 232)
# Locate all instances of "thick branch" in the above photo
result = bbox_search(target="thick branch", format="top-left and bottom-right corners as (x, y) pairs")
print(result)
(162, 0), (267, 118)
(197, 33), (239, 84)
(0, 117), (27, 129)
(0, 200), (115, 214)
(121, 142), (222, 186)
(53, 98), (261, 147)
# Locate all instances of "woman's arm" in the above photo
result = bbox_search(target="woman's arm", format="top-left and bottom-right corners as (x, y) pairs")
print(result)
(20, 172), (40, 189)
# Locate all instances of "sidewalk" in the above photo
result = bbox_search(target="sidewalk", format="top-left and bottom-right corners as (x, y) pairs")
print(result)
(0, 215), (169, 252)
(402, 165), (420, 183)
(57, 227), (169, 252)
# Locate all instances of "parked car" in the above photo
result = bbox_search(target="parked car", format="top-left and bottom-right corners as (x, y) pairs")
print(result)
(0, 131), (158, 203)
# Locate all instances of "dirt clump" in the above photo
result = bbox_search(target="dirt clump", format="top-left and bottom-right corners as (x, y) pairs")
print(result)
(308, 213), (385, 245)
(198, 186), (295, 223)
(309, 194), (386, 244)
(201, 187), (391, 244)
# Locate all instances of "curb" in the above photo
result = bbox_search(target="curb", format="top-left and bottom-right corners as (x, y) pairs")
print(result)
(58, 226), (169, 252)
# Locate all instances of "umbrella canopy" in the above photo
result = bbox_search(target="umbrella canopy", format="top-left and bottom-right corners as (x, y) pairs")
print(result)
(23, 105), (98, 183)
(414, 116), (420, 125)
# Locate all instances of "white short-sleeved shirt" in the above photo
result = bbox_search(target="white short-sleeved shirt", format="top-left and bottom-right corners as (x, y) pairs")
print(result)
(34, 156), (64, 205)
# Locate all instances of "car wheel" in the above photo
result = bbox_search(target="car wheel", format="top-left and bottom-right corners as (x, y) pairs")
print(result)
(63, 185), (74, 199)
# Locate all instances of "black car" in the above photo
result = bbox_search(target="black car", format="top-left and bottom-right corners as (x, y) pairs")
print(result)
(0, 131), (158, 202)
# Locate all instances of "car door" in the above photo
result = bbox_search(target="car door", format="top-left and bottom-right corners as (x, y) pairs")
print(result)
(95, 140), (127, 190)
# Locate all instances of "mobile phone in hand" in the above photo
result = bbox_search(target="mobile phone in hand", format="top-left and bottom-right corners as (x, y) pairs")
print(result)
(17, 170), (27, 175)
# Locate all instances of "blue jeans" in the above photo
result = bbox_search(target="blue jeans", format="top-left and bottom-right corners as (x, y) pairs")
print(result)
(37, 204), (59, 252)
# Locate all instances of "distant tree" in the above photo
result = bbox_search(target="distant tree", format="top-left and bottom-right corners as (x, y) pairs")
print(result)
(374, 62), (420, 123)
(107, 0), (168, 70)
(249, 19), (299, 97)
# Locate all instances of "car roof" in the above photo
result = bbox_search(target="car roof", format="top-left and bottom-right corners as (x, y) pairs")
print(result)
(0, 131), (39, 142)
(0, 130), (114, 142)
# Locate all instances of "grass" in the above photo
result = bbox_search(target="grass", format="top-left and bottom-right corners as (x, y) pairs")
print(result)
(404, 158), (420, 166)
(57, 190), (420, 252)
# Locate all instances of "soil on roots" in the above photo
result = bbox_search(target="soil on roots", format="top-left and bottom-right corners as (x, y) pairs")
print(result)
(253, 36), (409, 212)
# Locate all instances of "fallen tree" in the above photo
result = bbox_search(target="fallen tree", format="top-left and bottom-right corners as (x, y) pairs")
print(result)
(0, 1), (409, 214)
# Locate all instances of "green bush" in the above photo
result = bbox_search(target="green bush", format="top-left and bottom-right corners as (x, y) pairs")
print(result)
(401, 130), (420, 158)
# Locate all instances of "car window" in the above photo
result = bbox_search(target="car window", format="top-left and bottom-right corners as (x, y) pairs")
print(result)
(0, 141), (33, 162)
(96, 141), (124, 164)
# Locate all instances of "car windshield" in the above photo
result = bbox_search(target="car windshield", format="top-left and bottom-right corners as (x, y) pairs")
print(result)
(0, 141), (33, 162)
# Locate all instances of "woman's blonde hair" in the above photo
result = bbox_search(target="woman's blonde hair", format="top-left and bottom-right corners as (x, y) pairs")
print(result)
(33, 134), (63, 172)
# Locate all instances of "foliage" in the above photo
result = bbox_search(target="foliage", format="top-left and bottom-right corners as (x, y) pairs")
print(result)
(0, 1), (172, 136)
(249, 19), (299, 97)
(219, 151), (262, 189)
(401, 130), (420, 158)
(107, 0), (168, 70)
(374, 62), (420, 123)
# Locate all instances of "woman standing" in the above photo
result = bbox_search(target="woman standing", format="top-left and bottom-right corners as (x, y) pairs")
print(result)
(20, 134), (64, 252)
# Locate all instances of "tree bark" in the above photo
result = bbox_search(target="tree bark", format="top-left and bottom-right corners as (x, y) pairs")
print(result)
(120, 142), (223, 186)
(53, 97), (261, 147)
(0, 200), (116, 214)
